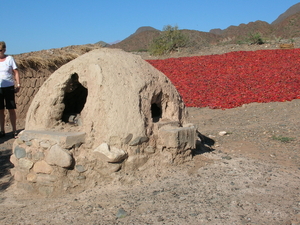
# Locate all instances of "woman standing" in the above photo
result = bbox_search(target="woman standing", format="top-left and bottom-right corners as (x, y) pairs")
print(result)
(0, 41), (20, 138)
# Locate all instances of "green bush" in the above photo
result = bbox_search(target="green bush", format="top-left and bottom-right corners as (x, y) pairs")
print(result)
(149, 25), (189, 55)
(247, 32), (264, 45)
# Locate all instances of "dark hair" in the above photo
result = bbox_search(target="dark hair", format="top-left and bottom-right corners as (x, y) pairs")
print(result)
(70, 73), (79, 81)
(0, 41), (6, 49)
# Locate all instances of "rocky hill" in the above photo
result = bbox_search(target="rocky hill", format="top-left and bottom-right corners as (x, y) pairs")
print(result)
(108, 29), (160, 52)
(272, 11), (300, 38)
(272, 2), (300, 24)
(109, 3), (300, 52)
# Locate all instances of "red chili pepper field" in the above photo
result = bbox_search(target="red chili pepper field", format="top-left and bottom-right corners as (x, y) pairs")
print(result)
(147, 49), (300, 109)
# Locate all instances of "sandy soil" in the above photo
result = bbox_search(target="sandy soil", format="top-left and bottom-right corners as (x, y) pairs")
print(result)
(0, 98), (299, 225)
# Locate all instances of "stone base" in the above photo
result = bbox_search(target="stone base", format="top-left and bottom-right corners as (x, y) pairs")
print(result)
(11, 124), (197, 196)
(11, 130), (86, 196)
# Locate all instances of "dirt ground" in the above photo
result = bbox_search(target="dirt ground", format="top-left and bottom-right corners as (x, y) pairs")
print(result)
(0, 98), (299, 225)
(0, 43), (300, 224)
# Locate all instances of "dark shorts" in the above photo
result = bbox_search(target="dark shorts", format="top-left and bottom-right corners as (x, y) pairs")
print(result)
(0, 86), (16, 110)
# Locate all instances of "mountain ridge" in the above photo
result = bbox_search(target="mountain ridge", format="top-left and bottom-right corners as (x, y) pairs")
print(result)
(107, 3), (300, 52)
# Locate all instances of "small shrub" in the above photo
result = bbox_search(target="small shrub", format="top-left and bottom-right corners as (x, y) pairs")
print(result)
(271, 135), (295, 143)
(247, 32), (264, 45)
(149, 25), (189, 55)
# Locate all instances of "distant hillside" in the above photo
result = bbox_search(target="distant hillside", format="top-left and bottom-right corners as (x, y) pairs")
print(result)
(272, 11), (300, 38)
(109, 29), (160, 52)
(272, 2), (300, 25)
(181, 29), (221, 46)
(107, 3), (300, 53)
(109, 27), (222, 52)
(217, 20), (273, 42)
(128, 26), (159, 37)
(110, 13), (300, 52)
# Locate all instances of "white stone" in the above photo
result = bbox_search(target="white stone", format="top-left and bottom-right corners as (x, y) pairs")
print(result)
(94, 143), (127, 163)
(45, 144), (73, 168)
(219, 131), (227, 136)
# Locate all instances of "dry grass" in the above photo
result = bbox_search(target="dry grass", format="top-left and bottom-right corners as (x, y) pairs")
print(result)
(14, 44), (102, 70)
(16, 54), (76, 70)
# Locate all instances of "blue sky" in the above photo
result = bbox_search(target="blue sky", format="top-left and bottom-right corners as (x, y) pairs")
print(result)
(2, 0), (300, 54)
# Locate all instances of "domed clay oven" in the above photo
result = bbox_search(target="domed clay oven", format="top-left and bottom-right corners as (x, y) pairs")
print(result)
(10, 48), (196, 195)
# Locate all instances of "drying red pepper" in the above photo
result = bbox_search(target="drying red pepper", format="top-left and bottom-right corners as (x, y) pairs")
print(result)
(147, 49), (300, 109)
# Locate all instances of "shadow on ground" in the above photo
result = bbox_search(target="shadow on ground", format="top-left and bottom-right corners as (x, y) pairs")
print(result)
(193, 132), (215, 155)
(0, 130), (20, 192)
(0, 148), (13, 191)
(0, 129), (23, 145)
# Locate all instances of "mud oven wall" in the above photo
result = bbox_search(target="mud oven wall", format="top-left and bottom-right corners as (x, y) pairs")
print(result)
(10, 49), (197, 195)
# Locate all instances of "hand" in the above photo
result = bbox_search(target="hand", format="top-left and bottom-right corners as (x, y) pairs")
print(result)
(15, 87), (20, 93)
